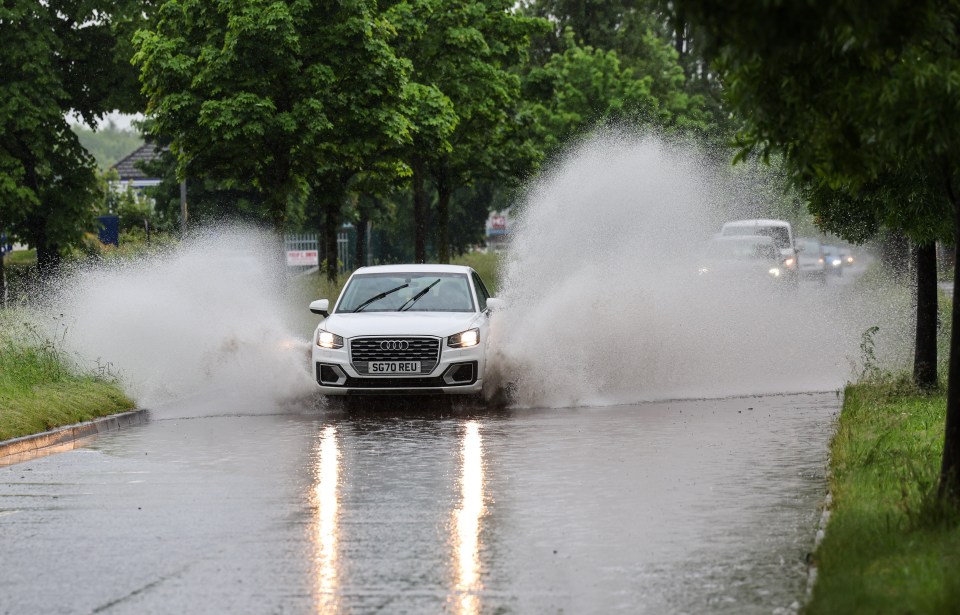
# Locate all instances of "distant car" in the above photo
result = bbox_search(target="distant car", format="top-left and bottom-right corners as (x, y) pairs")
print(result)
(720, 219), (799, 285)
(839, 247), (854, 266)
(698, 236), (789, 288)
(798, 238), (827, 284)
(309, 264), (498, 396)
(822, 245), (844, 277)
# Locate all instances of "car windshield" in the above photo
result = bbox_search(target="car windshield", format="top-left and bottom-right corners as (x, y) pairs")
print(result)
(337, 272), (475, 313)
(722, 225), (790, 249)
(802, 239), (821, 252)
(706, 239), (778, 260)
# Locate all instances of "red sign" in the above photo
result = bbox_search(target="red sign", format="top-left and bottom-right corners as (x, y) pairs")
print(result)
(286, 250), (319, 266)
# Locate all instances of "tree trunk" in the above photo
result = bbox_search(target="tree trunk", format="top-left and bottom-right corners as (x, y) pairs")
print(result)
(437, 168), (451, 264)
(914, 241), (938, 389)
(940, 179), (960, 499)
(355, 210), (368, 268)
(412, 157), (427, 264)
(36, 241), (61, 278)
(0, 235), (6, 309)
(323, 193), (342, 282)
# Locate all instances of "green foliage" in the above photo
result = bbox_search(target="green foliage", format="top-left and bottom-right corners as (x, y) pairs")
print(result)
(676, 0), (960, 209)
(134, 0), (410, 231)
(524, 0), (728, 145)
(387, 0), (545, 262)
(808, 381), (960, 614)
(0, 1), (149, 269)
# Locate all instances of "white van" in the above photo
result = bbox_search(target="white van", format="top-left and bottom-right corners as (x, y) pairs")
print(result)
(720, 219), (799, 284)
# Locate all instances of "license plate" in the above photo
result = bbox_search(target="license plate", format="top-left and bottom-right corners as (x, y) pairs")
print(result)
(369, 361), (421, 374)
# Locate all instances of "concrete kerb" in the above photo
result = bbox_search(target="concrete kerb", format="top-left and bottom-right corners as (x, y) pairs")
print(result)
(0, 409), (148, 459)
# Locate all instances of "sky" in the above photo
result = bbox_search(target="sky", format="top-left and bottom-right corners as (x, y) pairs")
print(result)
(67, 110), (143, 132)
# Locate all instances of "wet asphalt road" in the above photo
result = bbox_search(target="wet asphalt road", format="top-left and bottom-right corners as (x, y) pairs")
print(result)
(0, 392), (837, 614)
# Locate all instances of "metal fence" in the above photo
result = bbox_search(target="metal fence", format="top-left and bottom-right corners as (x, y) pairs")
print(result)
(284, 229), (353, 274)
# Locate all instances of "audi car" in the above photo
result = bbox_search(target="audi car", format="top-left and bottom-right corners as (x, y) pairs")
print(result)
(309, 264), (499, 395)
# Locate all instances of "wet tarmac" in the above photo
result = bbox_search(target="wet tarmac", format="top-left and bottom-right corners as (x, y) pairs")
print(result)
(0, 392), (837, 614)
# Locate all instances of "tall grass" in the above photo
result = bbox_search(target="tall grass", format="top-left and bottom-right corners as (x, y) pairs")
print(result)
(0, 314), (133, 441)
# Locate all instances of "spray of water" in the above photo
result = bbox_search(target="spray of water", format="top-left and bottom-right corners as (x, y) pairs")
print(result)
(488, 132), (911, 407)
(35, 134), (910, 413)
(45, 226), (316, 413)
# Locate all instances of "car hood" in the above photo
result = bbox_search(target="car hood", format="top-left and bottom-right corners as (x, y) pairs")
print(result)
(319, 311), (482, 339)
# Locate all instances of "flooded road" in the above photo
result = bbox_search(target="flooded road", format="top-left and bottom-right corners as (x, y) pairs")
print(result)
(0, 392), (837, 614)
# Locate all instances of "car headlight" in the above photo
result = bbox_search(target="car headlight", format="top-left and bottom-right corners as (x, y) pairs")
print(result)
(317, 330), (344, 349)
(783, 257), (796, 268)
(832, 258), (842, 267)
(768, 267), (781, 277)
(448, 328), (480, 348)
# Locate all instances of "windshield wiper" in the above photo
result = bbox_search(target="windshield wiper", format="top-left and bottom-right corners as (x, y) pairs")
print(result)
(353, 283), (408, 312)
(397, 279), (441, 311)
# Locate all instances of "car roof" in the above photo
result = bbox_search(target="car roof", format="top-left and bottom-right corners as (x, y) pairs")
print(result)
(351, 264), (474, 275)
(722, 219), (792, 227)
(710, 235), (775, 244)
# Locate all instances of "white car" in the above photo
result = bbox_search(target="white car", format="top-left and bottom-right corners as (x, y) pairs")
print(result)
(309, 264), (498, 396)
(720, 219), (800, 285)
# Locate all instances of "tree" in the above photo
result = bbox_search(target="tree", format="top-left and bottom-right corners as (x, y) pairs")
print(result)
(135, 0), (410, 279)
(673, 0), (960, 497)
(0, 1), (146, 275)
(807, 165), (952, 389)
(524, 0), (733, 144)
(522, 28), (710, 159)
(390, 0), (544, 263)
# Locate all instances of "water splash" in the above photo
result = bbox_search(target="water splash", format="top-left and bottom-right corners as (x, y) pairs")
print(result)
(488, 132), (910, 407)
(45, 225), (316, 411)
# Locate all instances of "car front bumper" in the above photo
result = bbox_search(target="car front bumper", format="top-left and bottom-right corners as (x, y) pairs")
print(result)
(312, 341), (485, 395)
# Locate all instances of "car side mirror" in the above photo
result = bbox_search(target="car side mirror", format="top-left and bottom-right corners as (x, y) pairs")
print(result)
(310, 299), (329, 317)
(486, 297), (504, 312)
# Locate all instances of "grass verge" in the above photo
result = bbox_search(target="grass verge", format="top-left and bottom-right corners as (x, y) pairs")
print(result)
(0, 318), (134, 442)
(807, 378), (960, 614)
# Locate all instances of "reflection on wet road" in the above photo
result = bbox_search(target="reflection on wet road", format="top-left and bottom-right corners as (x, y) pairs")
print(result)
(453, 421), (484, 614)
(313, 425), (340, 613)
(0, 393), (836, 614)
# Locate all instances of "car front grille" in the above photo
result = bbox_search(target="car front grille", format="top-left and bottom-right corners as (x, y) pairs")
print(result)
(350, 337), (440, 375)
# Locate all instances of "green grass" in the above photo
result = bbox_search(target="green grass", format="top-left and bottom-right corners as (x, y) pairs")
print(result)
(451, 250), (502, 296)
(4, 249), (36, 266)
(807, 379), (960, 614)
(0, 318), (134, 441)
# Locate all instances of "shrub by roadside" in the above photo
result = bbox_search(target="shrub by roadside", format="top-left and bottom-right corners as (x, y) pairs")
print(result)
(807, 378), (960, 614)
(0, 317), (134, 442)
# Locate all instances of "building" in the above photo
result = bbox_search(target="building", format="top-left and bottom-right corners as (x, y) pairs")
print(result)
(111, 143), (164, 193)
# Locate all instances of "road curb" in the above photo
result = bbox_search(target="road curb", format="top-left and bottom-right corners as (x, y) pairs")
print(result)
(0, 409), (148, 460)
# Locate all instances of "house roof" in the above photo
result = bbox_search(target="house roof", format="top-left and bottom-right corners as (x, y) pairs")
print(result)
(112, 143), (163, 181)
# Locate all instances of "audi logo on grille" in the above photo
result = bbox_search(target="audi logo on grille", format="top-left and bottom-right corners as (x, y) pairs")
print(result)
(380, 340), (409, 351)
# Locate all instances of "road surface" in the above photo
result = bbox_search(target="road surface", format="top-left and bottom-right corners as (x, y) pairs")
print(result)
(0, 392), (837, 614)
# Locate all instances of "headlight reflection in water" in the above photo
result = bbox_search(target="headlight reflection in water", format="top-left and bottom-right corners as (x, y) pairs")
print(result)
(452, 420), (485, 614)
(312, 425), (340, 613)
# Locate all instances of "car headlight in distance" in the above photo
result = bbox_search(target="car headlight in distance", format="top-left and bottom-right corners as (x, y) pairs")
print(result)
(698, 267), (709, 275)
(448, 328), (480, 348)
(832, 258), (842, 267)
(783, 257), (796, 268)
(768, 267), (781, 277)
(317, 330), (344, 349)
